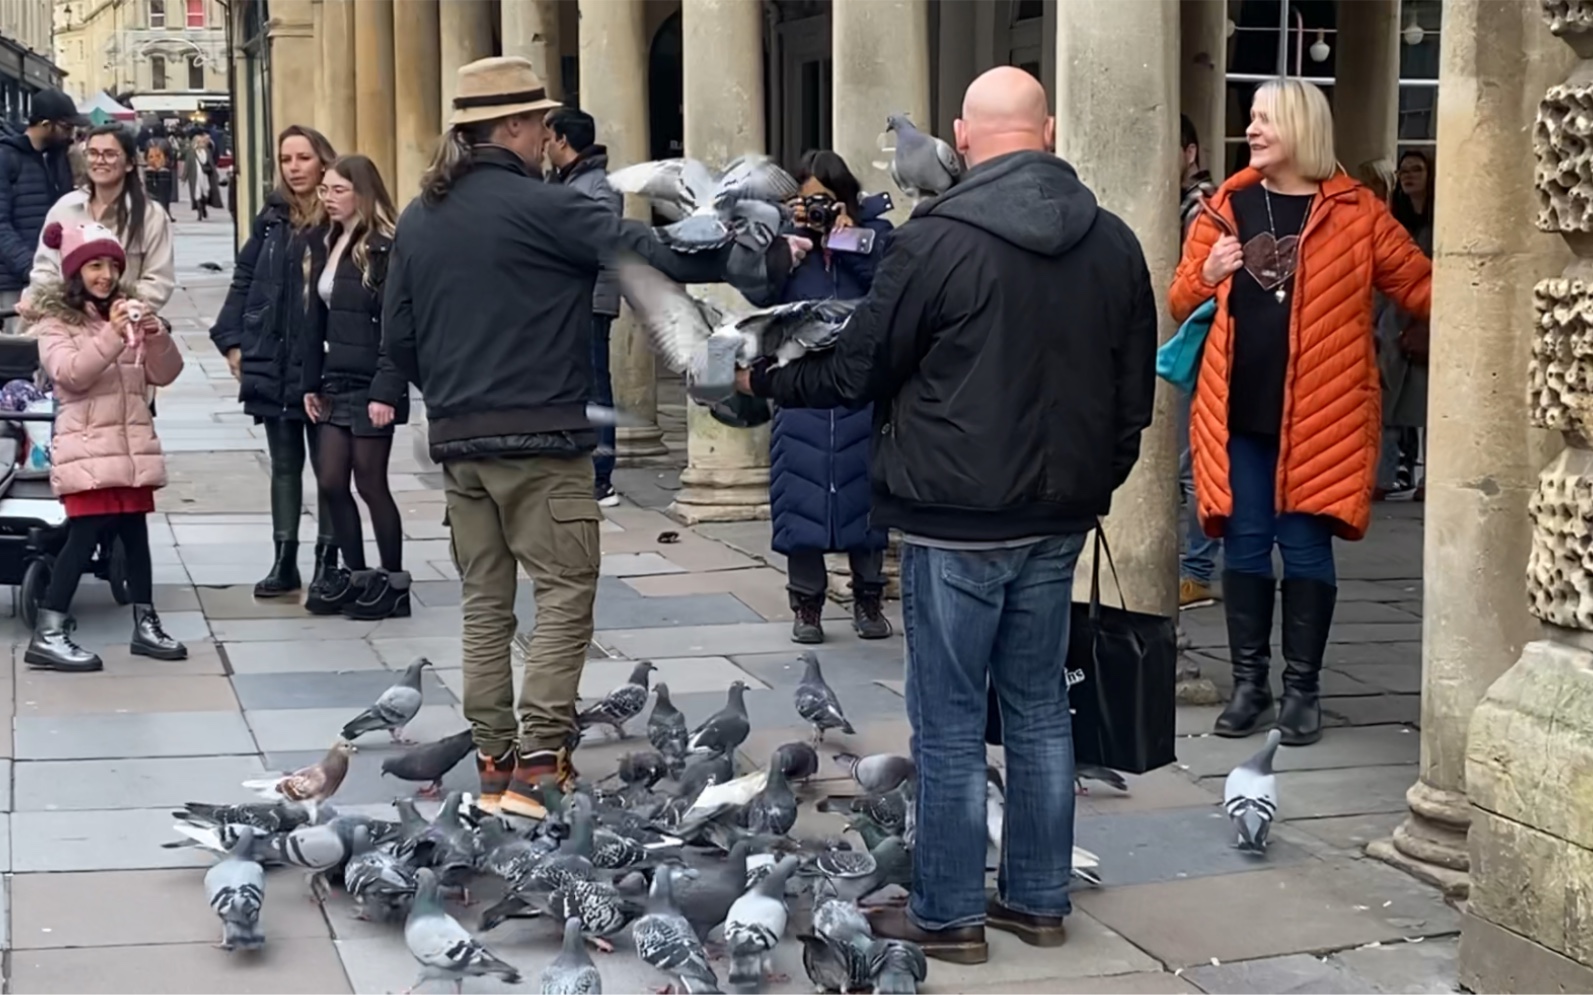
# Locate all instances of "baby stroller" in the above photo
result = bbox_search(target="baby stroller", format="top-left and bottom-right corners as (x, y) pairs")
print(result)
(0, 330), (129, 627)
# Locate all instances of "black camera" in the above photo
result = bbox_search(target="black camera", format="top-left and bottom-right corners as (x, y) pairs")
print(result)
(802, 194), (838, 231)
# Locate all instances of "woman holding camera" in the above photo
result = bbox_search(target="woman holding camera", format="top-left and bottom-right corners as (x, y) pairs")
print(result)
(770, 150), (894, 644)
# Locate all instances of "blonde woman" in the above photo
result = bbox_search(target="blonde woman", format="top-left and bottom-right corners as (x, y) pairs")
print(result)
(299, 154), (408, 620)
(1169, 79), (1432, 747)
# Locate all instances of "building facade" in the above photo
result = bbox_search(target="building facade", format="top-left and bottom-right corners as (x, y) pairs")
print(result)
(0, 0), (64, 125)
(54, 0), (228, 121)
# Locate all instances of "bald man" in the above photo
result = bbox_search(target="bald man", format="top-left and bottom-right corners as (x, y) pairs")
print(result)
(741, 67), (1157, 960)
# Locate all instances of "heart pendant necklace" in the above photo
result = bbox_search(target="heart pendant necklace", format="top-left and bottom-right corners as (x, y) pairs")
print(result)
(1261, 187), (1314, 304)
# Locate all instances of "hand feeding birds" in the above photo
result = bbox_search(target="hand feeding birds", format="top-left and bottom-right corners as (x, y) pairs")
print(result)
(607, 154), (799, 253)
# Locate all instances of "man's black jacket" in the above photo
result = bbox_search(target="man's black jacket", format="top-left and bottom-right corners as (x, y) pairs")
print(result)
(753, 150), (1158, 542)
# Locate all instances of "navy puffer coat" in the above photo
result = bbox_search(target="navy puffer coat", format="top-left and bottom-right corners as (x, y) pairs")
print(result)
(768, 192), (893, 555)
(0, 131), (73, 291)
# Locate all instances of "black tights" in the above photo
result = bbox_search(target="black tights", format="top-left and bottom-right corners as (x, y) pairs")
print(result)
(317, 424), (402, 572)
(44, 513), (152, 613)
(262, 417), (334, 545)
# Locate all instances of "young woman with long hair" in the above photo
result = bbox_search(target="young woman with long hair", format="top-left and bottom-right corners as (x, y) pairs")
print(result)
(209, 125), (341, 602)
(300, 154), (409, 619)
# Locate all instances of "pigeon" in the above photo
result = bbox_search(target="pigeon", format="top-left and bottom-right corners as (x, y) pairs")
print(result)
(542, 916), (604, 994)
(812, 835), (911, 906)
(676, 752), (736, 801)
(1076, 763), (1129, 794)
(609, 751), (670, 791)
(793, 651), (855, 744)
(797, 898), (874, 994)
(277, 816), (371, 901)
(687, 680), (751, 758)
(240, 740), (355, 824)
(673, 840), (751, 941)
(874, 113), (962, 203)
(341, 657), (430, 743)
(477, 817), (543, 889)
(414, 791), (485, 893)
(342, 832), (418, 923)
(406, 868), (523, 992)
(204, 826), (266, 952)
(608, 154), (799, 253)
(742, 753), (798, 837)
(547, 876), (645, 952)
(1224, 728), (1282, 854)
(381, 729), (475, 798)
(772, 741), (819, 782)
(832, 752), (916, 794)
(633, 865), (719, 993)
(174, 799), (312, 835)
(869, 937), (929, 994)
(579, 660), (657, 740)
(724, 855), (801, 990)
(198, 260), (224, 272)
(648, 683), (690, 777)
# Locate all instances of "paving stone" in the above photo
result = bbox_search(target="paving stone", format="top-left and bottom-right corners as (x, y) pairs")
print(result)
(1075, 805), (1311, 886)
(579, 655), (768, 698)
(66, 610), (211, 650)
(0, 758), (13, 810)
(10, 867), (331, 948)
(1292, 811), (1406, 852)
(597, 621), (836, 658)
(230, 666), (455, 711)
(410, 579), (461, 607)
(197, 584), (326, 618)
(9, 937), (353, 993)
(222, 638), (386, 674)
(1265, 764), (1419, 821)
(13, 755), (267, 812)
(16, 673), (238, 716)
(209, 615), (380, 641)
(1336, 579), (1422, 603)
(371, 635), (461, 668)
(1323, 693), (1421, 728)
(1329, 935), (1459, 993)
(175, 541), (279, 566)
(1328, 622), (1424, 643)
(80, 639), (228, 677)
(1177, 705), (1226, 735)
(1334, 663), (1423, 694)
(960, 973), (1200, 994)
(1171, 726), (1420, 777)
(10, 808), (210, 871)
(367, 605), (463, 640)
(265, 743), (475, 804)
(623, 566), (843, 623)
(732, 642), (906, 688)
(1183, 952), (1379, 994)
(600, 551), (687, 577)
(1332, 600), (1424, 624)
(246, 704), (465, 753)
(14, 710), (256, 760)
(1077, 766), (1219, 816)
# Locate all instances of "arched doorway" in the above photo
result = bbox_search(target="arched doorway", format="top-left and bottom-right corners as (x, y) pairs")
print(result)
(648, 10), (682, 161)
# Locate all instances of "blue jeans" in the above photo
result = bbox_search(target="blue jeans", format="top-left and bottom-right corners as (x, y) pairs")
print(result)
(1226, 432), (1336, 583)
(590, 314), (616, 489)
(901, 533), (1087, 930)
(1177, 389), (1221, 583)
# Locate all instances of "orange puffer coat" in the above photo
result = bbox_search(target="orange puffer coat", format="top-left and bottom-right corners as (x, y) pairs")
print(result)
(1169, 167), (1431, 541)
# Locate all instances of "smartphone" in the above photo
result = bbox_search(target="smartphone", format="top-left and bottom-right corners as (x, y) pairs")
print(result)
(825, 227), (876, 255)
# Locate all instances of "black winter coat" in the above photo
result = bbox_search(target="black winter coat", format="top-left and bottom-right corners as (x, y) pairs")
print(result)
(301, 230), (408, 422)
(210, 191), (326, 420)
(0, 131), (73, 291)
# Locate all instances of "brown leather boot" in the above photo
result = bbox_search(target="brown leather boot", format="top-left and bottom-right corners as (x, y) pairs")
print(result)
(866, 906), (988, 964)
(986, 896), (1068, 947)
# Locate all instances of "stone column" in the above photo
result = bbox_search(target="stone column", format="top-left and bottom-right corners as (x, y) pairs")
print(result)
(315, 0), (357, 152)
(1180, 0), (1227, 180)
(502, 0), (563, 101)
(1331, 0), (1399, 172)
(1054, 0), (1181, 617)
(669, 0), (771, 524)
(934, 0), (977, 140)
(440, 0), (495, 112)
(392, 0), (441, 209)
(1365, 0), (1572, 902)
(267, 0), (317, 134)
(354, 0), (397, 184)
(833, 0), (930, 225)
(579, 0), (666, 460)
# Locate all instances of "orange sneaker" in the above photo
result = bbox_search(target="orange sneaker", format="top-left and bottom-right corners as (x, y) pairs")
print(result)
(475, 747), (514, 814)
(499, 748), (579, 820)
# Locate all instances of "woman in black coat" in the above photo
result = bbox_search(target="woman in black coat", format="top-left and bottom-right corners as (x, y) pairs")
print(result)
(300, 155), (409, 620)
(209, 125), (339, 600)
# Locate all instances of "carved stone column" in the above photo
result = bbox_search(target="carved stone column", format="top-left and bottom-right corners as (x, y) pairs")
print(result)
(267, 0), (317, 134)
(392, 0), (441, 210)
(833, 0), (930, 226)
(502, 0), (563, 101)
(1331, 0), (1400, 173)
(439, 0), (495, 112)
(314, 0), (357, 152)
(353, 0), (397, 183)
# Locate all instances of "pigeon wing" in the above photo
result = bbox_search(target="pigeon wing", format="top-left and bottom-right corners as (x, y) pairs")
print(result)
(608, 158), (717, 218)
(933, 135), (965, 180)
(373, 683), (424, 726)
(713, 155), (800, 209)
(616, 255), (721, 374)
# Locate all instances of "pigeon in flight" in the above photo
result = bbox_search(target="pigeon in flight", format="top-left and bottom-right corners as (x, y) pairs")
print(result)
(608, 154), (799, 253)
(1224, 728), (1282, 854)
(873, 113), (963, 203)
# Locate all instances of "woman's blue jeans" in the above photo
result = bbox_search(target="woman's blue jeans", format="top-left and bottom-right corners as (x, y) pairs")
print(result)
(1225, 432), (1336, 583)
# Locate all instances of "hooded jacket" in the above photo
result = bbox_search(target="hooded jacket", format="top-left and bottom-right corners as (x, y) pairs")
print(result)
(551, 146), (623, 316)
(754, 151), (1158, 542)
(0, 131), (74, 291)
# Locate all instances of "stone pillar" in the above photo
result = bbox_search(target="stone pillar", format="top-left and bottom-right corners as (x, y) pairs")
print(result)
(1366, 0), (1572, 903)
(669, 0), (771, 524)
(354, 0), (397, 184)
(833, 0), (930, 225)
(440, 0), (495, 112)
(392, 0), (441, 210)
(502, 0), (562, 101)
(1180, 0), (1227, 181)
(267, 0), (317, 133)
(1054, 0), (1181, 617)
(1331, 0), (1399, 172)
(934, 0), (977, 140)
(315, 0), (357, 152)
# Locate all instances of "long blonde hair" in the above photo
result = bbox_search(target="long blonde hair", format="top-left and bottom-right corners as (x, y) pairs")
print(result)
(325, 155), (398, 288)
(275, 124), (336, 230)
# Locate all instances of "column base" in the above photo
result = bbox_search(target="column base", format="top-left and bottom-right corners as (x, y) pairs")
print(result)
(668, 464), (770, 524)
(615, 424), (670, 464)
(1366, 779), (1472, 900)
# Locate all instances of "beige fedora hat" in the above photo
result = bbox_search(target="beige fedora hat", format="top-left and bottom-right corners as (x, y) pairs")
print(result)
(450, 56), (562, 126)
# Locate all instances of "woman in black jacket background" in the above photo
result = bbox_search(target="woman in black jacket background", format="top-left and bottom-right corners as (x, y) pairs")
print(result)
(209, 125), (339, 600)
(301, 155), (409, 619)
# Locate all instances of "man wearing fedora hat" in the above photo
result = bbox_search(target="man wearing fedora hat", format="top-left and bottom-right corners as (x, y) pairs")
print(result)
(371, 56), (803, 819)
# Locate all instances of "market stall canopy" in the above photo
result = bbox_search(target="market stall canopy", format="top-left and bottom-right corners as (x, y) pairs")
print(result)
(78, 91), (136, 125)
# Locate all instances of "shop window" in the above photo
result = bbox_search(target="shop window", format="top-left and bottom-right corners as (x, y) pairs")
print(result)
(189, 55), (204, 90)
(151, 55), (167, 90)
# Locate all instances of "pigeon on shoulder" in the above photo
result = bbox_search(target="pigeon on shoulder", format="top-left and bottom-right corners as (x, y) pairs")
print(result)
(874, 113), (963, 203)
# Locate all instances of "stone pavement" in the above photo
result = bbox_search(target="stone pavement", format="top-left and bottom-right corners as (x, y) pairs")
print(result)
(0, 211), (1457, 994)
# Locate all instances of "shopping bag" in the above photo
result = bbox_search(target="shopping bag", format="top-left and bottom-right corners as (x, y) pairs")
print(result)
(1155, 297), (1215, 392)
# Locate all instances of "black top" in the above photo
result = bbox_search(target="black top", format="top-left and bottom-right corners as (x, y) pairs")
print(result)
(1227, 185), (1314, 437)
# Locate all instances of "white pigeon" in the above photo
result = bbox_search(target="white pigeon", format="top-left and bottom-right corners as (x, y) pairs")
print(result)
(986, 766), (1101, 885)
(608, 154), (799, 252)
(1224, 728), (1283, 854)
(724, 855), (801, 991)
(872, 112), (963, 203)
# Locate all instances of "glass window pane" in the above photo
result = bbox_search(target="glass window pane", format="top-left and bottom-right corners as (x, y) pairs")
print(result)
(186, 0), (205, 28)
(1397, 85), (1437, 143)
(1015, 0), (1044, 21)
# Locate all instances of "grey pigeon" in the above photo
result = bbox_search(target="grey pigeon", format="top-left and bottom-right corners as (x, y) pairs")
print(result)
(405, 868), (523, 992)
(610, 751), (669, 791)
(277, 816), (370, 901)
(1224, 728), (1282, 854)
(833, 752), (916, 794)
(578, 660), (657, 740)
(542, 916), (604, 994)
(414, 791), (485, 892)
(772, 741), (819, 782)
(868, 937), (929, 994)
(1076, 763), (1129, 794)
(813, 835), (911, 906)
(648, 683), (690, 777)
(477, 817), (542, 889)
(342, 831), (418, 923)
(608, 154), (799, 253)
(340, 658), (430, 743)
(547, 877), (645, 952)
(381, 729), (475, 798)
(798, 898), (874, 993)
(877, 113), (962, 203)
(674, 839), (750, 940)
(632, 866), (719, 993)
(204, 826), (265, 952)
(793, 651), (855, 744)
(742, 753), (798, 836)
(175, 799), (311, 835)
(723, 855), (800, 991)
(687, 680), (751, 758)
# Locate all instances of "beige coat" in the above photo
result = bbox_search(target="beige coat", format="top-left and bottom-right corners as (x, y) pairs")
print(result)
(30, 190), (176, 309)
(32, 283), (183, 496)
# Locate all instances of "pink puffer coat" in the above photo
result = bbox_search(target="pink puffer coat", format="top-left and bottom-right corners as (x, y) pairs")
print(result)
(32, 283), (183, 496)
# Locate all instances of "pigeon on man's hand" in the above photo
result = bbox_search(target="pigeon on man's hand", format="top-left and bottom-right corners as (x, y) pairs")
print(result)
(381, 728), (475, 799)
(793, 651), (855, 744)
(608, 154), (799, 253)
(405, 868), (523, 992)
(340, 657), (430, 743)
(1224, 728), (1282, 854)
(205, 826), (266, 952)
(579, 661), (657, 740)
(873, 113), (963, 203)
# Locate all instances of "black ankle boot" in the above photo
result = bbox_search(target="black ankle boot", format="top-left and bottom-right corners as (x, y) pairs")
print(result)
(790, 591), (824, 644)
(1277, 578), (1337, 746)
(306, 541), (338, 597)
(131, 604), (187, 660)
(342, 570), (412, 620)
(1214, 571), (1276, 737)
(304, 566), (359, 615)
(253, 540), (301, 598)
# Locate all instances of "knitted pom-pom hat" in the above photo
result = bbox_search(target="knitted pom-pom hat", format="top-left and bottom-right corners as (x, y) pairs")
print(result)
(43, 221), (126, 281)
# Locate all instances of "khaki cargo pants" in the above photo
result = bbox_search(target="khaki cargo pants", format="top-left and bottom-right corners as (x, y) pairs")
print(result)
(443, 454), (602, 756)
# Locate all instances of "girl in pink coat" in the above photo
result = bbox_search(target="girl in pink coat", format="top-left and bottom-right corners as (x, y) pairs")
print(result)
(25, 220), (186, 673)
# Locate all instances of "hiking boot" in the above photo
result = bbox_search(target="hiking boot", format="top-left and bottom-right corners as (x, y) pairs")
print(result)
(131, 604), (187, 660)
(341, 570), (412, 620)
(476, 746), (515, 814)
(791, 592), (824, 644)
(304, 566), (359, 615)
(24, 609), (103, 672)
(1214, 571), (1276, 738)
(253, 540), (301, 598)
(865, 906), (988, 964)
(852, 587), (892, 639)
(500, 748), (578, 820)
(304, 541), (338, 602)
(1179, 577), (1218, 610)
(986, 897), (1067, 948)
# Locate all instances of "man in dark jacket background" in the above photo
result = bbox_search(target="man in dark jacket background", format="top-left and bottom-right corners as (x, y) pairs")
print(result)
(0, 89), (80, 332)
(544, 107), (623, 506)
(742, 66), (1157, 961)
